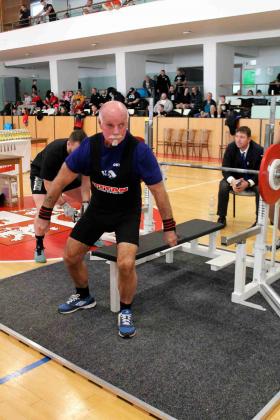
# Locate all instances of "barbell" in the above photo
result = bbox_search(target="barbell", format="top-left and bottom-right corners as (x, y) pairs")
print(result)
(159, 143), (280, 205)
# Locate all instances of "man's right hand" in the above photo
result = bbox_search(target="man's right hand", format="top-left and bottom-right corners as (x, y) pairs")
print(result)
(34, 216), (50, 237)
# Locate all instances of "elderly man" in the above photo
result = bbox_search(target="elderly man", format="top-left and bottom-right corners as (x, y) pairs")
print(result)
(35, 101), (177, 338)
(217, 126), (263, 227)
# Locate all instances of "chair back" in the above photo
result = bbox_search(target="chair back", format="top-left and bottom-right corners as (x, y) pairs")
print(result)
(199, 129), (210, 144)
(163, 127), (173, 142)
(186, 128), (196, 142)
(171, 128), (184, 144)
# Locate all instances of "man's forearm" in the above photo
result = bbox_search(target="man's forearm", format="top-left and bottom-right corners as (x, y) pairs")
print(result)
(149, 182), (174, 220)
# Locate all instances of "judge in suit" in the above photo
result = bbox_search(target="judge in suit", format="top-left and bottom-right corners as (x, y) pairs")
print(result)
(217, 126), (263, 227)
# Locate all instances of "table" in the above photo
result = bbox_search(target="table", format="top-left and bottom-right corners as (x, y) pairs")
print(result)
(0, 138), (31, 174)
(0, 154), (24, 207)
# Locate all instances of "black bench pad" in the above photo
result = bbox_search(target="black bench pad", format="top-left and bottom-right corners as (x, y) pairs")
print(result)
(91, 219), (223, 262)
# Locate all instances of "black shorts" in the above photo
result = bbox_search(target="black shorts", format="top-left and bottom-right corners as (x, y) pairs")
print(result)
(30, 176), (47, 194)
(70, 207), (141, 247)
(30, 176), (81, 195)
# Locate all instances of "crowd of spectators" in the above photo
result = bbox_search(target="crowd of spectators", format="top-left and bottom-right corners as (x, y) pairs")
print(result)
(16, 0), (136, 27)
(2, 66), (279, 123)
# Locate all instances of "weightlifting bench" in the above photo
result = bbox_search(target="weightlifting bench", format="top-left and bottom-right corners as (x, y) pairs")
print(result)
(90, 219), (224, 312)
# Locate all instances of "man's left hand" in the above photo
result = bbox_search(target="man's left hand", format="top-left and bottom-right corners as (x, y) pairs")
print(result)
(163, 230), (178, 247)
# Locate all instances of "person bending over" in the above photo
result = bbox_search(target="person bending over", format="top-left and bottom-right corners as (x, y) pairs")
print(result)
(31, 130), (90, 263)
(217, 126), (263, 227)
(34, 101), (177, 338)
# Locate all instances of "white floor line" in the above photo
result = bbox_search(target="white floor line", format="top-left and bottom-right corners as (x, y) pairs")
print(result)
(1, 258), (62, 263)
(167, 179), (219, 193)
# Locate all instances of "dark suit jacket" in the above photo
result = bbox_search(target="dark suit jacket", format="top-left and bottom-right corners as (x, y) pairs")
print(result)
(222, 140), (263, 185)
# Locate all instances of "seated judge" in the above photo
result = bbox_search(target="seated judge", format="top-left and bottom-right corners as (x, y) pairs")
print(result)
(217, 126), (263, 227)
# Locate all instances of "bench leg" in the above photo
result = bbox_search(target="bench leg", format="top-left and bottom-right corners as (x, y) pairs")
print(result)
(209, 232), (217, 255)
(110, 262), (120, 313)
(165, 251), (174, 263)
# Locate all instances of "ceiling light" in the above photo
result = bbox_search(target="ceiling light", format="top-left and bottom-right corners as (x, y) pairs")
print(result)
(24, 53), (31, 56)
(91, 43), (97, 47)
(183, 31), (192, 35)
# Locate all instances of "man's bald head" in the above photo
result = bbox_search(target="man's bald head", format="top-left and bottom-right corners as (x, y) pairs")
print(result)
(99, 101), (128, 125)
(98, 101), (129, 147)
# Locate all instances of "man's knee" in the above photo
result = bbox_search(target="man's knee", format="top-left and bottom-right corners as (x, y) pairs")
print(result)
(63, 239), (87, 267)
(117, 255), (135, 276)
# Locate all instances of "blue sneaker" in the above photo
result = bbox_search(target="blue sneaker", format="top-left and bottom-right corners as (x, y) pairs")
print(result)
(58, 294), (96, 314)
(34, 248), (46, 263)
(118, 309), (136, 338)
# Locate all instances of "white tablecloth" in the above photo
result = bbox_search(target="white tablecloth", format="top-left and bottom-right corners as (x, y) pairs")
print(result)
(0, 139), (31, 174)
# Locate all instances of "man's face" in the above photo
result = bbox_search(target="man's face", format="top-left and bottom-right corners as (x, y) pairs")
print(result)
(161, 93), (167, 100)
(235, 131), (250, 151)
(192, 87), (196, 94)
(99, 112), (128, 147)
(92, 88), (97, 94)
(207, 93), (212, 101)
(161, 70), (165, 76)
(220, 96), (226, 103)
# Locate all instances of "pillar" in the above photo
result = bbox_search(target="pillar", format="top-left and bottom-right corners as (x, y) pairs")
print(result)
(49, 59), (79, 96)
(203, 42), (234, 99)
(115, 52), (146, 95)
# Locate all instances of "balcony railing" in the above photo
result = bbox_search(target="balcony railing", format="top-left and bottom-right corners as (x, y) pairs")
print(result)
(2, 0), (158, 32)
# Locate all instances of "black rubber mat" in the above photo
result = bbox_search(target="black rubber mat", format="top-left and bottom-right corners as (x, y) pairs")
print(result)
(1, 252), (280, 420)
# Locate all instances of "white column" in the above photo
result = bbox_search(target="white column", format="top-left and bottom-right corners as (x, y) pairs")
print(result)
(203, 42), (234, 99)
(49, 59), (79, 96)
(115, 52), (146, 95)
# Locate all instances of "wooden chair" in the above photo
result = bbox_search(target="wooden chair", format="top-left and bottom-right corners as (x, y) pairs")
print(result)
(198, 129), (211, 158)
(156, 128), (173, 155)
(171, 128), (186, 157)
(182, 128), (196, 158)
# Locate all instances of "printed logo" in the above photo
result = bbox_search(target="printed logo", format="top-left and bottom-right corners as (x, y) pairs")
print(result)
(92, 182), (128, 194)
(101, 170), (117, 179)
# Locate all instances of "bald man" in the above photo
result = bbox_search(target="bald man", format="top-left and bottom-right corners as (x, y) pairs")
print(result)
(35, 101), (177, 338)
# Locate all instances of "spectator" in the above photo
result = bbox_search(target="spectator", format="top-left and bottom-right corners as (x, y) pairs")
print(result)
(23, 92), (32, 106)
(268, 73), (280, 95)
(256, 89), (263, 96)
(63, 12), (70, 18)
(0, 102), (13, 116)
(103, 0), (122, 10)
(175, 87), (191, 110)
(125, 87), (140, 109)
(143, 75), (155, 97)
(37, 1), (57, 22)
(217, 95), (230, 118)
(31, 92), (43, 108)
(217, 126), (263, 227)
(188, 86), (203, 116)
(18, 5), (30, 27)
(72, 90), (86, 105)
(156, 70), (171, 95)
(154, 103), (167, 117)
(90, 88), (101, 107)
(247, 89), (254, 96)
(201, 92), (217, 118)
(154, 93), (173, 114)
(174, 68), (186, 95)
(32, 79), (38, 94)
(83, 0), (94, 14)
(73, 98), (84, 114)
(58, 106), (69, 116)
(107, 87), (125, 103)
(99, 89), (110, 105)
(90, 104), (99, 116)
